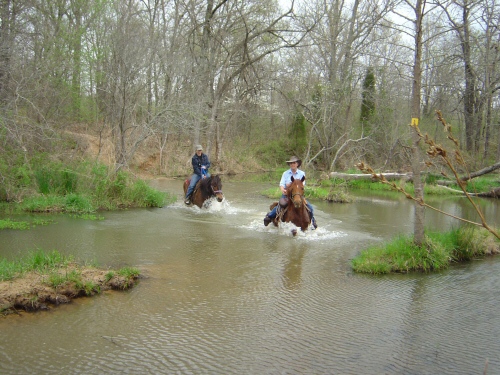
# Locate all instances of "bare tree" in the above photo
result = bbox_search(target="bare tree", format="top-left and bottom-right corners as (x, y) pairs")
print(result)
(409, 0), (426, 246)
(183, 0), (313, 167)
(437, 0), (500, 159)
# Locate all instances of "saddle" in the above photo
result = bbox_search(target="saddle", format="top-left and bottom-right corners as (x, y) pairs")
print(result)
(267, 197), (290, 223)
(270, 196), (312, 223)
(185, 178), (202, 198)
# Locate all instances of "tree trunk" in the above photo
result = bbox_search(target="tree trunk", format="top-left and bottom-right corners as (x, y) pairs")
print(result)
(411, 0), (425, 246)
(0, 0), (13, 106)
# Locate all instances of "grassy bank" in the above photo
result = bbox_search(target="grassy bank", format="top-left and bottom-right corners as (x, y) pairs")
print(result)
(351, 227), (500, 274)
(0, 249), (140, 315)
(0, 160), (174, 215)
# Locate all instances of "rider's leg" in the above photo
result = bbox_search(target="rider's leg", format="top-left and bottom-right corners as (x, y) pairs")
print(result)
(264, 205), (278, 226)
(306, 202), (317, 229)
(264, 195), (285, 226)
(185, 174), (200, 203)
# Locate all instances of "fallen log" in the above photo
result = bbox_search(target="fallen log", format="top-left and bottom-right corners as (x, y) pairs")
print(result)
(436, 180), (457, 186)
(476, 187), (500, 198)
(436, 185), (500, 198)
(460, 162), (500, 181)
(329, 172), (413, 181)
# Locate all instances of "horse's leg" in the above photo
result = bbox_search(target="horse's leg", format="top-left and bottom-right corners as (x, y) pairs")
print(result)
(284, 211), (298, 235)
(192, 180), (207, 208)
(191, 190), (202, 208)
(302, 209), (311, 231)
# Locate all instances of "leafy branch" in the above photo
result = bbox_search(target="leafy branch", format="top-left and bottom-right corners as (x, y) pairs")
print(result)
(357, 110), (499, 240)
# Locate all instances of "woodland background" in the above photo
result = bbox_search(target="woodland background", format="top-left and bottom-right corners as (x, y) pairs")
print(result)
(1, 0), (500, 180)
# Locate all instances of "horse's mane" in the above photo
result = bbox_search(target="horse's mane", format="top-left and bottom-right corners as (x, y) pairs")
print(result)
(199, 176), (212, 190)
(199, 175), (220, 190)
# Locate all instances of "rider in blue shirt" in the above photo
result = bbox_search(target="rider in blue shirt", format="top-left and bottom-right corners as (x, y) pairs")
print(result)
(264, 156), (317, 228)
(185, 145), (211, 205)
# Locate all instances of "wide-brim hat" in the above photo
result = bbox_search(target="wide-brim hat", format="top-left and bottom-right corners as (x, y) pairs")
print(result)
(196, 145), (203, 151)
(286, 156), (301, 168)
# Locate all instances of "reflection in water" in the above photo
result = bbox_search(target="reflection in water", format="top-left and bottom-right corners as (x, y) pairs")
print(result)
(0, 180), (499, 374)
(282, 245), (306, 291)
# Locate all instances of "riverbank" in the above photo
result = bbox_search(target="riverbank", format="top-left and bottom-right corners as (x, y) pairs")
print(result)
(351, 227), (500, 274)
(0, 250), (140, 316)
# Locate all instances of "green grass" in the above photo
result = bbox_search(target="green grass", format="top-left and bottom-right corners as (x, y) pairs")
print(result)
(344, 175), (500, 196)
(0, 249), (72, 281)
(117, 266), (140, 278)
(48, 269), (81, 288)
(449, 176), (500, 193)
(0, 219), (31, 230)
(1, 250), (140, 296)
(351, 227), (500, 274)
(0, 158), (175, 215)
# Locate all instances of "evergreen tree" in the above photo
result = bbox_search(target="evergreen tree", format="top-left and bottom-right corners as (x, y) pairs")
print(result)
(290, 111), (307, 156)
(360, 67), (376, 134)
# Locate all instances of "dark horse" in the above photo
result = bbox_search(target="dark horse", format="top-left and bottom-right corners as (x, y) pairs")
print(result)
(269, 176), (311, 236)
(183, 175), (224, 208)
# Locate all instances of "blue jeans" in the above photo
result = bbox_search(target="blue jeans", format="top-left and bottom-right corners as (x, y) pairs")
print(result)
(185, 172), (210, 198)
(267, 194), (314, 219)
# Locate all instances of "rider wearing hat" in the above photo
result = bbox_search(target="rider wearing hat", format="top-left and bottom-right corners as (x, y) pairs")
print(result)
(185, 144), (211, 205)
(263, 156), (317, 229)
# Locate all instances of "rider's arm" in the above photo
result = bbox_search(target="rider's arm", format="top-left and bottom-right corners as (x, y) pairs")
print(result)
(279, 171), (289, 193)
(192, 155), (202, 176)
(204, 155), (211, 170)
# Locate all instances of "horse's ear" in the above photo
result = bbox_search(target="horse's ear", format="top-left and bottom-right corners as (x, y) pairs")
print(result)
(291, 176), (295, 182)
(301, 176), (305, 182)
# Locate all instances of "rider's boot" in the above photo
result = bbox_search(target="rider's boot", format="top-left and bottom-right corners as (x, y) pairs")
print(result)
(309, 213), (317, 229)
(184, 195), (191, 205)
(312, 217), (318, 229)
(263, 214), (272, 227)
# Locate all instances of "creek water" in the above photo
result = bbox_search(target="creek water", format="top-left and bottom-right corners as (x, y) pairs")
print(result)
(1, 178), (499, 374)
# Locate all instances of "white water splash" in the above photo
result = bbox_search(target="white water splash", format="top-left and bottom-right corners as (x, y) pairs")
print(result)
(244, 218), (347, 241)
(172, 197), (253, 215)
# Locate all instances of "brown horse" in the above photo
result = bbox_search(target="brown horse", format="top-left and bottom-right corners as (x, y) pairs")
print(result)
(183, 175), (224, 208)
(270, 176), (311, 235)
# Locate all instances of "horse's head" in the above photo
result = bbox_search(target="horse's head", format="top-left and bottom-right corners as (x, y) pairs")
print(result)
(210, 175), (224, 202)
(288, 176), (305, 208)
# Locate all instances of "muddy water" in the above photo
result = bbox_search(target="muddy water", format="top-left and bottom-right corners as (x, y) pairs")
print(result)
(0, 179), (499, 374)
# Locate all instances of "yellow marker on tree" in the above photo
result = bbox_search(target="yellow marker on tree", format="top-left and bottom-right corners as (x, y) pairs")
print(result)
(411, 118), (419, 127)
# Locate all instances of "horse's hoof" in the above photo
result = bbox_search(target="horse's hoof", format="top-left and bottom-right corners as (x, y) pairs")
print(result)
(291, 229), (297, 236)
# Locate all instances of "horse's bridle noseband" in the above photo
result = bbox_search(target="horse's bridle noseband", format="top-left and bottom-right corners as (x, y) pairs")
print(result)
(211, 182), (223, 195)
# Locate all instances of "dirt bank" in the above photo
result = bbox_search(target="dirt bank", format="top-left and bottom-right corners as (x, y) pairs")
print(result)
(0, 264), (139, 316)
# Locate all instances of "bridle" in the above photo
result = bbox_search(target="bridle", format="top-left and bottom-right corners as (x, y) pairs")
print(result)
(289, 182), (304, 207)
(210, 177), (223, 196)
